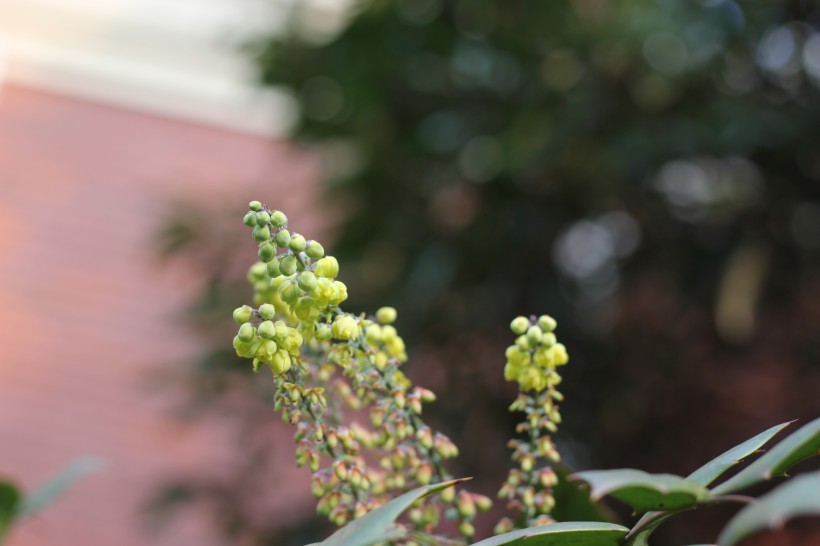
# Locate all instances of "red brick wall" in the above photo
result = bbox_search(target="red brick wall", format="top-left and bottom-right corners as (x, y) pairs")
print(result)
(0, 84), (320, 545)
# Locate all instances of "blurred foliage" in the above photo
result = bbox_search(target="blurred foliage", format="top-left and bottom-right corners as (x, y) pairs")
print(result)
(154, 0), (820, 544)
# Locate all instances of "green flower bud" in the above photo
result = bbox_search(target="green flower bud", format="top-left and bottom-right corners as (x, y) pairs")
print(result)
(331, 315), (359, 340)
(314, 256), (339, 279)
(274, 229), (291, 247)
(510, 316), (530, 335)
(315, 323), (332, 340)
(258, 303), (275, 320)
(247, 262), (267, 283)
(255, 211), (271, 226)
(243, 211), (257, 226)
(294, 297), (320, 321)
(233, 305), (253, 324)
(298, 271), (317, 292)
(266, 259), (281, 277)
(257, 320), (276, 339)
(270, 210), (287, 227)
(256, 339), (278, 360)
(527, 325), (543, 345)
(289, 234), (306, 253)
(237, 322), (255, 342)
(474, 495), (493, 512)
(279, 255), (299, 276)
(269, 349), (291, 374)
(280, 280), (301, 303)
(252, 225), (271, 242)
(538, 314), (557, 332)
(305, 241), (324, 259)
(375, 306), (397, 324)
(258, 242), (276, 262)
(458, 521), (475, 538)
(249, 200), (262, 211)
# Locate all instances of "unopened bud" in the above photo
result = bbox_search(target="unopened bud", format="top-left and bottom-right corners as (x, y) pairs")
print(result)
(279, 255), (299, 276)
(474, 495), (492, 512)
(457, 491), (476, 518)
(243, 211), (257, 226)
(459, 521), (475, 538)
(305, 241), (324, 259)
(510, 316), (530, 335)
(258, 242), (276, 262)
(375, 306), (397, 324)
(538, 314), (557, 332)
(314, 256), (339, 279)
(415, 463), (433, 485)
(237, 322), (255, 342)
(289, 234), (307, 253)
(252, 225), (271, 242)
(233, 305), (253, 324)
(298, 271), (318, 292)
(256, 211), (271, 226)
(257, 320), (275, 339)
(258, 303), (275, 320)
(270, 210), (288, 227)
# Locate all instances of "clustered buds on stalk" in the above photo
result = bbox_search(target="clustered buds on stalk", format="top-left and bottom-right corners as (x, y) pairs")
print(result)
(496, 315), (568, 533)
(233, 201), (490, 539)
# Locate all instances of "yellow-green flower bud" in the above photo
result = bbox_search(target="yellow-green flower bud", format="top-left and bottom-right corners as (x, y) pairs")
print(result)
(266, 259), (281, 277)
(294, 297), (320, 321)
(280, 255), (299, 276)
(457, 491), (476, 518)
(458, 521), (475, 538)
(375, 306), (397, 324)
(316, 323), (332, 340)
(314, 256), (339, 279)
(257, 320), (275, 339)
(247, 262), (267, 283)
(258, 242), (276, 262)
(415, 463), (433, 485)
(474, 495), (492, 512)
(255, 211), (271, 226)
(233, 305), (253, 324)
(256, 339), (278, 360)
(270, 349), (291, 374)
(331, 315), (359, 340)
(249, 200), (262, 211)
(237, 322), (255, 342)
(510, 316), (530, 335)
(440, 486), (455, 503)
(494, 518), (514, 535)
(289, 234), (306, 253)
(243, 211), (257, 226)
(298, 271), (317, 292)
(538, 314), (558, 332)
(279, 280), (300, 303)
(527, 325), (543, 345)
(274, 229), (291, 247)
(258, 303), (275, 320)
(305, 241), (324, 259)
(252, 225), (271, 242)
(270, 210), (287, 227)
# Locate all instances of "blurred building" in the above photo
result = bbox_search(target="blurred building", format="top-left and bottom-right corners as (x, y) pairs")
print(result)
(0, 1), (320, 544)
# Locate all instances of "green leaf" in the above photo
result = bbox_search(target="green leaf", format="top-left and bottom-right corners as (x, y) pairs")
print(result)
(712, 417), (820, 495)
(20, 457), (101, 516)
(470, 521), (629, 546)
(687, 421), (792, 487)
(0, 481), (21, 545)
(319, 478), (466, 546)
(717, 469), (820, 546)
(626, 421), (792, 545)
(551, 466), (618, 523)
(571, 469), (709, 512)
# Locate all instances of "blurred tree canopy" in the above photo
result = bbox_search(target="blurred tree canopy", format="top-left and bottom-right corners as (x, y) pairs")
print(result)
(153, 1), (820, 544)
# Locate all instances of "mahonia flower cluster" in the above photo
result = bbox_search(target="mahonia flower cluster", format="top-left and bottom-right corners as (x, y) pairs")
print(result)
(496, 315), (568, 533)
(232, 201), (490, 540)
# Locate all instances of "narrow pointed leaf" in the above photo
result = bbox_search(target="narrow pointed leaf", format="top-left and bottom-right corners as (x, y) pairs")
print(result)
(712, 417), (820, 495)
(20, 457), (101, 516)
(717, 469), (820, 546)
(627, 421), (793, 545)
(471, 521), (629, 546)
(320, 478), (466, 546)
(0, 481), (21, 545)
(687, 421), (792, 487)
(571, 469), (709, 512)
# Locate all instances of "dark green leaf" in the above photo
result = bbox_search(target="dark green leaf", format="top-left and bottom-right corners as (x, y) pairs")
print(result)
(551, 466), (618, 523)
(627, 422), (793, 545)
(717, 469), (820, 546)
(20, 457), (100, 516)
(320, 478), (466, 546)
(712, 417), (820, 495)
(470, 521), (629, 546)
(0, 480), (22, 545)
(687, 421), (792, 487)
(571, 469), (709, 512)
